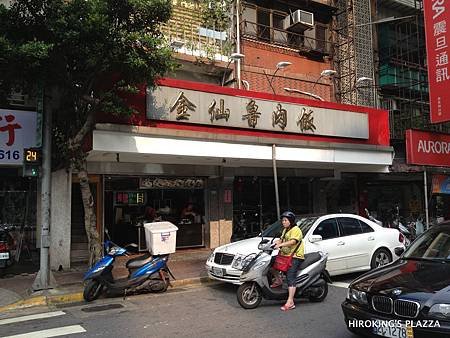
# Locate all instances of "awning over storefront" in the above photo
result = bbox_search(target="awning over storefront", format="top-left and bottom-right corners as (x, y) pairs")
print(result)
(88, 128), (393, 173)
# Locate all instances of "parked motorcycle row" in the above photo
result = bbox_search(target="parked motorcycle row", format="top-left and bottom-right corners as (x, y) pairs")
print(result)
(365, 207), (424, 247)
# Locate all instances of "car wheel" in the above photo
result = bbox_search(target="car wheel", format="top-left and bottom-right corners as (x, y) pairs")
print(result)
(309, 281), (328, 302)
(371, 248), (392, 269)
(237, 282), (262, 309)
(83, 279), (103, 302)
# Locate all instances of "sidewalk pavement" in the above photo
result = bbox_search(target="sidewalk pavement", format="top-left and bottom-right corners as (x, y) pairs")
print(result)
(0, 248), (213, 313)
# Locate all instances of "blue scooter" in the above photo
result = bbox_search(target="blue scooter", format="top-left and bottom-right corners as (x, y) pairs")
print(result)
(83, 238), (175, 302)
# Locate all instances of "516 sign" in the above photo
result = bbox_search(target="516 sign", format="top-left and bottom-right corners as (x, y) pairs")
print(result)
(0, 150), (20, 161)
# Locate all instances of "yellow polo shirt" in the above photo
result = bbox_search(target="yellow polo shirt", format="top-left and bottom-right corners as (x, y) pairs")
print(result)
(279, 226), (304, 259)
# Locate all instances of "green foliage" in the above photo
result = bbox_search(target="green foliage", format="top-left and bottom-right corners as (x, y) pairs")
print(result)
(0, 0), (177, 168)
(199, 0), (233, 31)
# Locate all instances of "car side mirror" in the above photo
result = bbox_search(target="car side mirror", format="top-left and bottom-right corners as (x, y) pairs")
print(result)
(395, 247), (405, 257)
(260, 239), (269, 244)
(309, 234), (323, 243)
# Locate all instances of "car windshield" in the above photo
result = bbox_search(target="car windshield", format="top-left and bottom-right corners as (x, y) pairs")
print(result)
(404, 226), (450, 262)
(261, 216), (318, 238)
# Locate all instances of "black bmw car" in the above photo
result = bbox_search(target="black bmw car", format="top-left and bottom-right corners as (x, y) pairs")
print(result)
(342, 222), (450, 338)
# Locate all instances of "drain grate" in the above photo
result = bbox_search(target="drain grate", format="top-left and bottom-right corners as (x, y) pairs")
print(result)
(81, 303), (124, 312)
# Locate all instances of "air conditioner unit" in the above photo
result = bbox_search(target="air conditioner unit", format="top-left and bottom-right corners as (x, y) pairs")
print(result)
(7, 89), (36, 108)
(284, 9), (314, 33)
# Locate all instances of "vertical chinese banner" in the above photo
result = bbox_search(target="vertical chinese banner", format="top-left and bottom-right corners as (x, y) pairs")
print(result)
(424, 1), (450, 123)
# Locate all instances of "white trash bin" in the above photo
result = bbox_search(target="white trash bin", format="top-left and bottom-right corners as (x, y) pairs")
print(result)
(144, 222), (178, 255)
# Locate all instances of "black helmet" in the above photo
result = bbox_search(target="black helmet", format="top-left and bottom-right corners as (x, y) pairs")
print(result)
(280, 211), (296, 224)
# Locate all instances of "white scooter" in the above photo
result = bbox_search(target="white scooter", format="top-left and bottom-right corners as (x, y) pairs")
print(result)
(236, 239), (331, 309)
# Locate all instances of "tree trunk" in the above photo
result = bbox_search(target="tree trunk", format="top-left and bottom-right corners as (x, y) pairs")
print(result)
(78, 169), (102, 266)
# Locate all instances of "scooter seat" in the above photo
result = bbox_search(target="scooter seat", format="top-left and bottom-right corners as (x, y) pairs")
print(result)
(126, 253), (153, 269)
(298, 252), (321, 270)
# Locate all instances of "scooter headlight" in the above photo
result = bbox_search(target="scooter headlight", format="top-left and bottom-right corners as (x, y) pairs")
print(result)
(241, 254), (257, 270)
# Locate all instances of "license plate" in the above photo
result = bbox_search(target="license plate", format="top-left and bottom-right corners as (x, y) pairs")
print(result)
(212, 267), (224, 277)
(373, 321), (413, 338)
(0, 252), (9, 259)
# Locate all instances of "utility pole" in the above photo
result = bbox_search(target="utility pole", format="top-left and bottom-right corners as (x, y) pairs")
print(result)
(32, 94), (55, 291)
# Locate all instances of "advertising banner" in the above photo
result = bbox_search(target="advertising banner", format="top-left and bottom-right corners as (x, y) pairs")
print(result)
(423, 0), (450, 123)
(432, 174), (450, 194)
(0, 109), (37, 165)
(405, 129), (450, 167)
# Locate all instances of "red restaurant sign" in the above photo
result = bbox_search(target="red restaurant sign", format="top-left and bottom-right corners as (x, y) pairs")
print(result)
(406, 129), (450, 166)
(423, 0), (450, 123)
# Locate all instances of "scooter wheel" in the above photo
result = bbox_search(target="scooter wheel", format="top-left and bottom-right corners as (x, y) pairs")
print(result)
(237, 282), (262, 309)
(308, 280), (328, 302)
(83, 280), (103, 302)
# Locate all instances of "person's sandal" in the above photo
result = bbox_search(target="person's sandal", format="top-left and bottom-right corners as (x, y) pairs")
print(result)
(280, 303), (296, 311)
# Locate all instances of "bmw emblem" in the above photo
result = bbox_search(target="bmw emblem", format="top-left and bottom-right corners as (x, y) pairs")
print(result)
(392, 289), (402, 296)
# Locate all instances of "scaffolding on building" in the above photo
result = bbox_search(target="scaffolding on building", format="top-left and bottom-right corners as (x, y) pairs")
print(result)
(332, 0), (375, 107)
(375, 0), (450, 140)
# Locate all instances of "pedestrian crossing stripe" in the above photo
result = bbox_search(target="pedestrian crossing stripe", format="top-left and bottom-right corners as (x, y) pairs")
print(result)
(2, 325), (86, 338)
(0, 311), (66, 326)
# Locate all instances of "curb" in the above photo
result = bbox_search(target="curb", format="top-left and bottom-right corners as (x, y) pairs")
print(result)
(0, 292), (84, 313)
(0, 277), (216, 313)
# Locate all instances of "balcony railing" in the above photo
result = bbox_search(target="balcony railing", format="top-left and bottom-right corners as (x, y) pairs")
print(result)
(161, 21), (233, 63)
(241, 20), (332, 55)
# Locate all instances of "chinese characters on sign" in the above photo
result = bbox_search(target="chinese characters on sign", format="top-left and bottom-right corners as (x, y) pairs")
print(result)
(0, 115), (22, 146)
(0, 109), (37, 165)
(170, 91), (318, 132)
(208, 99), (230, 122)
(297, 108), (316, 132)
(272, 103), (287, 130)
(149, 88), (369, 139)
(243, 100), (261, 128)
(424, 0), (450, 123)
(170, 91), (197, 120)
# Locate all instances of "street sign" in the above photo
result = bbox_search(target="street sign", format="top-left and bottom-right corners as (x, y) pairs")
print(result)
(423, 0), (450, 123)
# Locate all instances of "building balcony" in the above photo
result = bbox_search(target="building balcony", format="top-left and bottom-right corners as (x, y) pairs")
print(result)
(161, 21), (233, 64)
(241, 20), (332, 57)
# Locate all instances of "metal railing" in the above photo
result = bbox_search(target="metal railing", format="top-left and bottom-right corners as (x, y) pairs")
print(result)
(161, 21), (233, 63)
(241, 20), (332, 55)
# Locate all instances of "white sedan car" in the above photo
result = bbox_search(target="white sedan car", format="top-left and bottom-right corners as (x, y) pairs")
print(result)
(206, 214), (405, 284)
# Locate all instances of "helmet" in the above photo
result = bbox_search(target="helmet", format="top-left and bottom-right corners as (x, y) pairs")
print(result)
(280, 211), (296, 224)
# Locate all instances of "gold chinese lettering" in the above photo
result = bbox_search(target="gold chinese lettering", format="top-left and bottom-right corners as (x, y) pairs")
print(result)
(296, 107), (316, 132)
(243, 99), (261, 128)
(208, 99), (230, 122)
(272, 103), (287, 130)
(170, 91), (196, 120)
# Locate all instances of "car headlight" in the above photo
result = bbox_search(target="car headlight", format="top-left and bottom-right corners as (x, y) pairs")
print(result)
(232, 254), (257, 270)
(347, 288), (368, 305)
(207, 251), (215, 263)
(231, 254), (244, 269)
(429, 304), (450, 319)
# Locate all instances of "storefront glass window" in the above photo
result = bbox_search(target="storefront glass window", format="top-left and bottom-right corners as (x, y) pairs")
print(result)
(104, 176), (206, 249)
